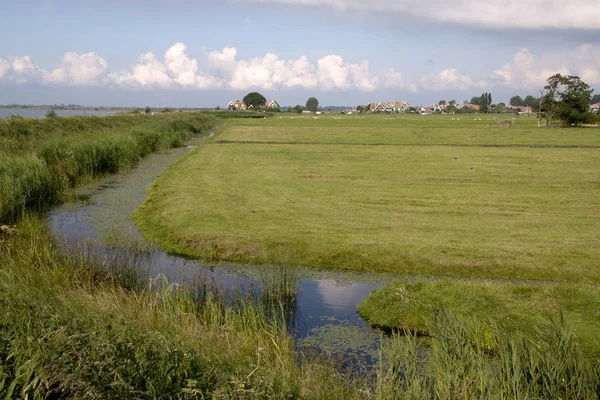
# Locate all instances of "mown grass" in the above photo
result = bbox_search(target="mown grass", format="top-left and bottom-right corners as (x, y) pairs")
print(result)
(358, 279), (600, 355)
(0, 113), (219, 221)
(134, 114), (600, 282)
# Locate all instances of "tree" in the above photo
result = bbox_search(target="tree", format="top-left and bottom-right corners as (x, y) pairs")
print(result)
(496, 103), (506, 114)
(215, 106), (221, 111)
(523, 95), (538, 108)
(510, 96), (524, 107)
(470, 96), (481, 106)
(305, 97), (319, 113)
(294, 105), (303, 114)
(243, 92), (267, 110)
(448, 100), (456, 106)
(555, 75), (593, 126)
(45, 109), (57, 118)
(438, 100), (447, 105)
(144, 107), (152, 114)
(477, 93), (492, 113)
(591, 94), (600, 103)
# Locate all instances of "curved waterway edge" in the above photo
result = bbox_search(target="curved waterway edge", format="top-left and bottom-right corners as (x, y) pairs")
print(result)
(47, 130), (570, 367)
(48, 131), (388, 365)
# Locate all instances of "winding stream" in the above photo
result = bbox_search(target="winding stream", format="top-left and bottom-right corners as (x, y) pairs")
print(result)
(48, 133), (398, 365)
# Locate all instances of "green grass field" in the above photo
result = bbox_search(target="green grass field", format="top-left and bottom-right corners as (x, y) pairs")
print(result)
(134, 114), (600, 282)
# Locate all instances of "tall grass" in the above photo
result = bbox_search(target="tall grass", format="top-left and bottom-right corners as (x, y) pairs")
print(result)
(0, 113), (219, 222)
(376, 309), (599, 399)
(0, 216), (361, 399)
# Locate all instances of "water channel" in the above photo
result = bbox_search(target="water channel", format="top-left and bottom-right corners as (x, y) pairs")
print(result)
(48, 132), (402, 365)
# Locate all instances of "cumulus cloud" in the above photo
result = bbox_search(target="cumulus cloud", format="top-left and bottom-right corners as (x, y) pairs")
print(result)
(205, 47), (375, 91)
(383, 68), (417, 92)
(109, 52), (171, 87)
(110, 43), (221, 89)
(44, 52), (109, 85)
(0, 58), (9, 78)
(492, 45), (600, 89)
(317, 55), (378, 91)
(421, 68), (486, 91)
(237, 0), (600, 30)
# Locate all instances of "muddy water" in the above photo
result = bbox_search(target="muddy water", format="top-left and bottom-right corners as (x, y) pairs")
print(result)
(48, 134), (397, 365)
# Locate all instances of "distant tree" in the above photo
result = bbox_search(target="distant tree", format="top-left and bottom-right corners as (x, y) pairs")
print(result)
(243, 92), (267, 110)
(496, 103), (506, 113)
(215, 106), (221, 110)
(438, 100), (447, 105)
(294, 105), (303, 114)
(144, 106), (152, 114)
(305, 97), (319, 112)
(470, 96), (481, 106)
(448, 100), (456, 106)
(510, 96), (524, 107)
(523, 95), (538, 108)
(590, 94), (600, 103)
(477, 93), (492, 113)
(45, 109), (57, 118)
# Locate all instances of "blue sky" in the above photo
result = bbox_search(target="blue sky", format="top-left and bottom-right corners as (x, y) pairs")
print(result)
(1, 0), (599, 107)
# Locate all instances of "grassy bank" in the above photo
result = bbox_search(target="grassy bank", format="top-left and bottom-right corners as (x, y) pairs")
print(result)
(133, 115), (600, 282)
(358, 279), (600, 354)
(0, 216), (363, 399)
(0, 112), (219, 222)
(2, 217), (598, 399)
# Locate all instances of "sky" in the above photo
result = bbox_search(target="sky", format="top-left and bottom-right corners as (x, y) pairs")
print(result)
(0, 0), (599, 107)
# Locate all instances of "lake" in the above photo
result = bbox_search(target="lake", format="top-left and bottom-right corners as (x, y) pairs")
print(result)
(0, 108), (123, 118)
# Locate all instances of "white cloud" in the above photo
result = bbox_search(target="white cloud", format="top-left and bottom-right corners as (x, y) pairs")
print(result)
(206, 47), (375, 91)
(0, 58), (9, 78)
(383, 68), (417, 92)
(317, 55), (378, 92)
(421, 68), (486, 91)
(44, 52), (109, 85)
(109, 52), (171, 87)
(492, 45), (600, 89)
(110, 43), (221, 89)
(237, 0), (600, 30)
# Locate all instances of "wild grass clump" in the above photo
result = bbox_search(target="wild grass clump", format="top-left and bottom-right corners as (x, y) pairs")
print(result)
(0, 156), (62, 221)
(358, 279), (600, 355)
(377, 309), (599, 399)
(0, 216), (362, 399)
(0, 112), (220, 222)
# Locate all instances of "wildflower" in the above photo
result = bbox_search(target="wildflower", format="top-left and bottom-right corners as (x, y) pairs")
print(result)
(239, 383), (246, 389)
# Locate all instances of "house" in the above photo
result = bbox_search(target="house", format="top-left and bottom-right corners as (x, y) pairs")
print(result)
(369, 101), (410, 113)
(466, 103), (481, 111)
(228, 100), (246, 110)
(590, 102), (600, 113)
(431, 104), (448, 112)
(228, 99), (280, 110)
(507, 106), (533, 114)
(265, 100), (280, 109)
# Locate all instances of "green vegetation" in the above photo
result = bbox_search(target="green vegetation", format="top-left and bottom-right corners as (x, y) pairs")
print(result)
(377, 309), (599, 399)
(0, 112), (219, 221)
(0, 217), (363, 399)
(358, 279), (600, 354)
(243, 92), (267, 110)
(1, 112), (599, 398)
(134, 115), (600, 282)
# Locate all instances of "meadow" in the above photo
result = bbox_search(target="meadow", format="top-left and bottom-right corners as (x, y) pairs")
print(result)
(134, 114), (600, 282)
(1, 112), (599, 398)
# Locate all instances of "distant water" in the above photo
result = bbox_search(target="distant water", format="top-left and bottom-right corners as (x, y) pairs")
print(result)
(0, 108), (122, 118)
